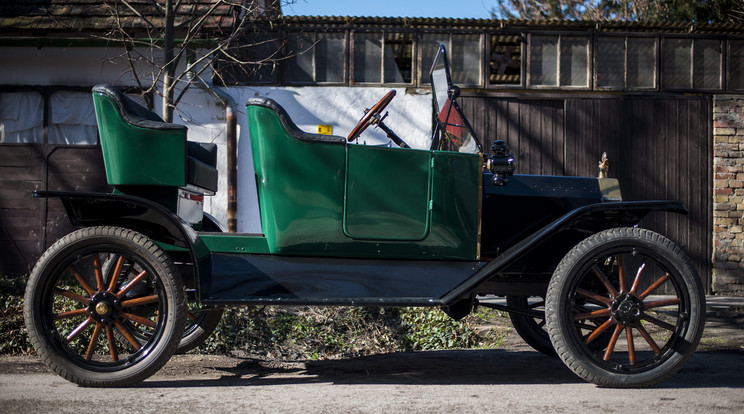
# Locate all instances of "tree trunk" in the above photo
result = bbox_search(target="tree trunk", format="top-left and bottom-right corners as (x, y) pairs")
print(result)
(162, 0), (176, 122)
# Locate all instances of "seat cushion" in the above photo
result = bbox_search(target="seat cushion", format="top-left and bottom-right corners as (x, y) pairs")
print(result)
(187, 141), (218, 168)
(92, 84), (186, 131)
(246, 97), (346, 144)
(186, 155), (218, 193)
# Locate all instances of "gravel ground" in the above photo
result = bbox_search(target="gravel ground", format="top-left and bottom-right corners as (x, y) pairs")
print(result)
(0, 307), (742, 414)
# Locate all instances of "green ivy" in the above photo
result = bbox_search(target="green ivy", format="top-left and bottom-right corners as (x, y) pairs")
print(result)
(399, 307), (481, 350)
(0, 274), (32, 355)
(196, 305), (508, 359)
(2, 273), (510, 359)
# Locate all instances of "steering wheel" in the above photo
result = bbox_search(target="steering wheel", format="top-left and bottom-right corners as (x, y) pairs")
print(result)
(347, 90), (396, 142)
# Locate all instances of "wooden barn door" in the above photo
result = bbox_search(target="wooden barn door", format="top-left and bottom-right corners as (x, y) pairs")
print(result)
(461, 94), (713, 292)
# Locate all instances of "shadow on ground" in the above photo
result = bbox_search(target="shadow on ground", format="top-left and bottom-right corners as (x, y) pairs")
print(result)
(138, 345), (744, 389)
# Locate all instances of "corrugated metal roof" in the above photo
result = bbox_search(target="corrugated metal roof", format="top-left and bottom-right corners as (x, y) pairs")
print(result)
(278, 15), (744, 34)
(1, 2), (743, 36)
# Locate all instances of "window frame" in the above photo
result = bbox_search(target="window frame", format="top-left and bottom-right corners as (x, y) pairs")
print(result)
(419, 31), (484, 88)
(211, 21), (744, 93)
(350, 29), (416, 86)
(0, 88), (44, 145)
(283, 30), (349, 86)
(661, 35), (725, 92)
(486, 32), (525, 89)
(0, 85), (112, 148)
(726, 37), (744, 93)
(594, 33), (659, 92)
(527, 32), (592, 90)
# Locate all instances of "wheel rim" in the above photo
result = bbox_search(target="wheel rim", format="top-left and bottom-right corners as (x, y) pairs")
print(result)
(42, 246), (168, 371)
(184, 303), (212, 336)
(509, 296), (609, 356)
(102, 255), (217, 353)
(563, 246), (691, 374)
(116, 299), (211, 349)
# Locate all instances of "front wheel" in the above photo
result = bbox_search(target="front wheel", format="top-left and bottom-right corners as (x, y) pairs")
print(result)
(545, 227), (705, 388)
(103, 256), (224, 355)
(24, 226), (186, 387)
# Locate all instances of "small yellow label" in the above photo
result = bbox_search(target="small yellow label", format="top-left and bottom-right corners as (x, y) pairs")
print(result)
(318, 124), (333, 135)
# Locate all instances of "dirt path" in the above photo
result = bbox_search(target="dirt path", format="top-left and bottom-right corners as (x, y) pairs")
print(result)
(1, 309), (742, 414)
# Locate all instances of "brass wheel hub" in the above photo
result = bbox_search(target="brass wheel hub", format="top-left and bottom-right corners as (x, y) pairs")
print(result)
(95, 302), (109, 316)
(87, 292), (122, 324)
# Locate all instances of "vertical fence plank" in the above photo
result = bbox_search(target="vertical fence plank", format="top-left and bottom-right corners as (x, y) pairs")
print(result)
(462, 93), (712, 292)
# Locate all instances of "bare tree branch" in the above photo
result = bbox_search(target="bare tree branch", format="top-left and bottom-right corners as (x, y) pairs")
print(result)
(119, 0), (159, 31)
(87, 0), (295, 120)
(144, 0), (167, 17)
(489, 0), (740, 21)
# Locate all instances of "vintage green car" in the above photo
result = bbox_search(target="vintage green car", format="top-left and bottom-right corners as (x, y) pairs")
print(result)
(24, 45), (705, 388)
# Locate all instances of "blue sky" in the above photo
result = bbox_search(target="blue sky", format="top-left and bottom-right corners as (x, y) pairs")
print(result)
(282, 0), (494, 19)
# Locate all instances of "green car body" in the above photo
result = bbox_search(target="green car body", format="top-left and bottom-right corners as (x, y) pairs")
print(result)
(246, 102), (481, 261)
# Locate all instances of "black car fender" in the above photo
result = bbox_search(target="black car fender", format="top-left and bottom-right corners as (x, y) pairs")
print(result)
(33, 190), (210, 290)
(442, 200), (687, 304)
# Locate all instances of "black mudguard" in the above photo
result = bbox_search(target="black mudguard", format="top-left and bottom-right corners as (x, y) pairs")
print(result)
(34, 190), (209, 289)
(443, 200), (687, 303)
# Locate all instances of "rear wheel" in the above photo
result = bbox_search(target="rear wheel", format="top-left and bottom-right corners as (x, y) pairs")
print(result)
(506, 295), (556, 357)
(507, 295), (610, 358)
(24, 226), (186, 387)
(174, 305), (222, 353)
(546, 227), (705, 388)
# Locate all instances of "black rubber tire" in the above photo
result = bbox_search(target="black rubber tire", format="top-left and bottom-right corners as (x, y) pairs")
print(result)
(545, 227), (706, 388)
(24, 226), (186, 387)
(174, 212), (225, 354)
(113, 303), (223, 354)
(506, 296), (557, 357)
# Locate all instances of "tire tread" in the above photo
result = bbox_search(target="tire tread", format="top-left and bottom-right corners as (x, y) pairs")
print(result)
(545, 227), (705, 388)
(24, 226), (186, 387)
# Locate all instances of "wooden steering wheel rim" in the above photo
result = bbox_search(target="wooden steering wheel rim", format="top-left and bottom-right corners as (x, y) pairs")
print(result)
(347, 90), (397, 142)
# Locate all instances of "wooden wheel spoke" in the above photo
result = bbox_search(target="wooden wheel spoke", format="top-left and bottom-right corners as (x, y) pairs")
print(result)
(641, 313), (677, 332)
(643, 298), (680, 310)
(107, 256), (126, 293)
(85, 323), (103, 360)
(617, 255), (627, 294)
(93, 253), (105, 292)
(603, 325), (624, 361)
(573, 308), (611, 321)
(586, 318), (615, 344)
(576, 288), (612, 306)
(54, 288), (90, 305)
(69, 265), (95, 296)
(636, 324), (662, 354)
(626, 327), (636, 365)
(121, 294), (159, 308)
(575, 321), (600, 330)
(638, 273), (671, 300)
(115, 270), (148, 298)
(591, 265), (620, 298)
(65, 317), (94, 343)
(187, 312), (198, 321)
(528, 300), (546, 309)
(629, 262), (646, 295)
(54, 308), (89, 321)
(105, 325), (119, 361)
(114, 320), (142, 351)
(122, 312), (157, 328)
